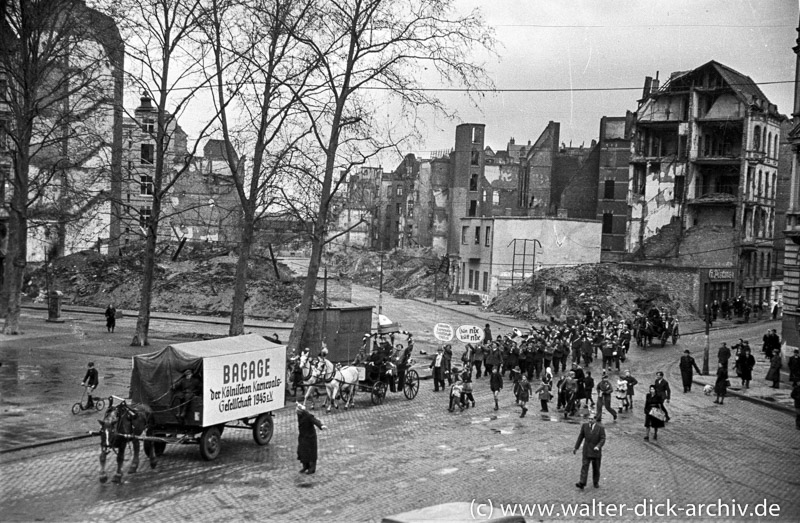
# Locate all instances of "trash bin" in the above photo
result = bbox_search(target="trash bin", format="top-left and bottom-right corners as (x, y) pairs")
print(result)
(47, 291), (62, 322)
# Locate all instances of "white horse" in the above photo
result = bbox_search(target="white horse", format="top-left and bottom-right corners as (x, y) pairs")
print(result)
(309, 359), (360, 413)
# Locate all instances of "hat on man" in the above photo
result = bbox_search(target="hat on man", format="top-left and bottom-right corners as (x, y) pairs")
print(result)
(684, 349), (690, 354)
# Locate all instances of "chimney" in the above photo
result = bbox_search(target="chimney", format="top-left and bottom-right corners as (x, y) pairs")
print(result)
(651, 71), (660, 93)
(642, 76), (653, 100)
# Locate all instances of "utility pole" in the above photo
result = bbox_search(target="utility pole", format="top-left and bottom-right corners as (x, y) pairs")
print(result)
(378, 251), (384, 316)
(433, 260), (438, 303)
(322, 267), (328, 345)
(703, 305), (710, 375)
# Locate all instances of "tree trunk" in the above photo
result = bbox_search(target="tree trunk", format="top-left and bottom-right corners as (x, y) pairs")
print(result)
(131, 198), (161, 346)
(2, 152), (30, 333)
(229, 215), (255, 336)
(288, 233), (323, 352)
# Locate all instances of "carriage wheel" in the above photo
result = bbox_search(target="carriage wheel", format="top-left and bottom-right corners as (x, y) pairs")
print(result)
(672, 328), (680, 345)
(94, 398), (106, 411)
(403, 370), (419, 400)
(371, 381), (387, 405)
(253, 413), (274, 445)
(199, 426), (222, 461)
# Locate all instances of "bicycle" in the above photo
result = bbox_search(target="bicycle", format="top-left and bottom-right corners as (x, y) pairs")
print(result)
(72, 386), (105, 414)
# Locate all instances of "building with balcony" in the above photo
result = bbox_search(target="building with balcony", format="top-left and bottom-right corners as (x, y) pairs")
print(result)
(627, 61), (783, 310)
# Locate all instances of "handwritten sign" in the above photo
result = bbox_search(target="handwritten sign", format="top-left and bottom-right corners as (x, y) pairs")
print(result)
(456, 325), (483, 343)
(433, 323), (454, 342)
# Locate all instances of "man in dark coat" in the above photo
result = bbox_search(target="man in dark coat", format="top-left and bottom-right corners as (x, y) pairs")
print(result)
(679, 350), (702, 393)
(483, 324), (493, 345)
(789, 348), (800, 386)
(717, 342), (731, 369)
(653, 371), (671, 422)
(296, 403), (326, 474)
(574, 418), (606, 489)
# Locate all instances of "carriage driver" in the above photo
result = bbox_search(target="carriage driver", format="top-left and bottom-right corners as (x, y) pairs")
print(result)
(172, 368), (202, 423)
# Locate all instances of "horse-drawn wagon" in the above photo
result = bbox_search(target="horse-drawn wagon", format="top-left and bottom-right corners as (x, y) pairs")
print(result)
(128, 334), (286, 461)
(633, 309), (680, 347)
(295, 329), (419, 412)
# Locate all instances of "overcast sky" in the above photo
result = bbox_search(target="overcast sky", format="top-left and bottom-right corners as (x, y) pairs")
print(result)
(161, 1), (797, 168)
(400, 0), (797, 163)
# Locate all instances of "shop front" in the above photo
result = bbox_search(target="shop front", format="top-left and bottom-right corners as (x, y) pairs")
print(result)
(700, 268), (735, 315)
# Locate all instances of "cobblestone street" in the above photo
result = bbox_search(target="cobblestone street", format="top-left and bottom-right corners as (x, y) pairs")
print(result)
(1, 293), (799, 521)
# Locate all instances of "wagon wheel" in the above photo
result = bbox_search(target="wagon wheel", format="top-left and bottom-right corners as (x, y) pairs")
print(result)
(403, 370), (419, 400)
(94, 398), (106, 411)
(371, 381), (387, 405)
(660, 330), (668, 347)
(199, 426), (222, 461)
(253, 413), (274, 446)
(71, 403), (82, 415)
(672, 327), (680, 345)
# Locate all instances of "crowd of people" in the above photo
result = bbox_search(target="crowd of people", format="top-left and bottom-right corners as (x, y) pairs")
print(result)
(432, 314), (678, 440)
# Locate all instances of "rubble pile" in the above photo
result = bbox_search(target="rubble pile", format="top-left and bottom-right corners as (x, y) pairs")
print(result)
(326, 248), (449, 299)
(24, 245), (304, 321)
(490, 263), (689, 322)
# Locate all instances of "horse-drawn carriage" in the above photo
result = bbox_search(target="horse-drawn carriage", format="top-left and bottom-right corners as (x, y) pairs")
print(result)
(293, 330), (419, 412)
(633, 309), (680, 347)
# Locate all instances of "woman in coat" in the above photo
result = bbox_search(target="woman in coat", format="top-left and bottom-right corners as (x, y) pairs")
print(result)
(735, 348), (756, 388)
(296, 403), (326, 474)
(765, 349), (782, 389)
(644, 385), (666, 441)
(713, 363), (728, 405)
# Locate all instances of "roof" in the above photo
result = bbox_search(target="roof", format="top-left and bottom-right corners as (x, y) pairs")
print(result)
(660, 61), (779, 117)
(143, 333), (281, 360)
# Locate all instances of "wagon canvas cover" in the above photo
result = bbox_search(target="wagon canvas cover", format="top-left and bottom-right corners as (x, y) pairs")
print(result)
(130, 334), (285, 426)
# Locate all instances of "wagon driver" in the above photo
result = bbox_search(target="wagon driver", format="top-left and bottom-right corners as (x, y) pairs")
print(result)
(172, 368), (201, 423)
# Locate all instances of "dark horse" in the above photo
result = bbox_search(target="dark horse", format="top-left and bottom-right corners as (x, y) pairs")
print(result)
(98, 398), (158, 483)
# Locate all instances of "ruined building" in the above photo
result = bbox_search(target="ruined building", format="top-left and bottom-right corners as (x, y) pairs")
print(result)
(627, 61), (783, 307)
(116, 95), (239, 250)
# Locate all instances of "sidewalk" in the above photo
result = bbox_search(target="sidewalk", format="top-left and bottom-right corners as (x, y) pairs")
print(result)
(693, 357), (795, 414)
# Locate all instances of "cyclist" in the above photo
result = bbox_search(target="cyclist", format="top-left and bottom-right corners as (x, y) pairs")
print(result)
(81, 362), (99, 408)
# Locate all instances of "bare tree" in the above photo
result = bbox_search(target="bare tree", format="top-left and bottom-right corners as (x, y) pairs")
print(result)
(113, 0), (217, 346)
(1, 0), (123, 333)
(201, 0), (316, 336)
(285, 0), (494, 351)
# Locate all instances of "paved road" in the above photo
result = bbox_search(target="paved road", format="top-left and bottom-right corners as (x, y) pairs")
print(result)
(1, 296), (798, 522)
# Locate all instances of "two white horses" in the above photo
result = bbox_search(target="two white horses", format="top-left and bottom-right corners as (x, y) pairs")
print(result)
(303, 358), (360, 413)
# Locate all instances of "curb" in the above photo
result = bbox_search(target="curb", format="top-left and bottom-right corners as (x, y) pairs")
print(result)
(0, 433), (95, 454)
(21, 304), (292, 331)
(691, 378), (795, 415)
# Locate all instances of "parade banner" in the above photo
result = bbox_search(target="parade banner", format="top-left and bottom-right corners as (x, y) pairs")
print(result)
(456, 325), (483, 343)
(433, 323), (454, 342)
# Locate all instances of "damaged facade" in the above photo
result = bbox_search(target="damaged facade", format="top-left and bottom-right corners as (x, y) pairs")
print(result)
(116, 95), (240, 251)
(628, 61), (783, 308)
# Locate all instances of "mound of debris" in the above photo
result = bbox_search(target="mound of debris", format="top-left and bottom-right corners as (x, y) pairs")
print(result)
(490, 263), (694, 322)
(24, 244), (305, 321)
(326, 247), (450, 299)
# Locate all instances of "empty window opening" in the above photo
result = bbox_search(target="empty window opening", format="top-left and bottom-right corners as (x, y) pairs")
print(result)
(604, 180), (615, 200)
